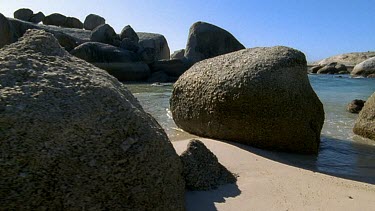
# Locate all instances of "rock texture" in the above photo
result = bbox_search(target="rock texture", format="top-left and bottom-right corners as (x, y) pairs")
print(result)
(171, 49), (185, 60)
(353, 93), (375, 141)
(180, 139), (237, 190)
(13, 8), (33, 21)
(351, 57), (375, 78)
(184, 21), (245, 63)
(318, 52), (375, 66)
(84, 14), (105, 30)
(43, 13), (67, 27)
(120, 25), (139, 43)
(0, 29), (185, 210)
(63, 17), (83, 29)
(90, 24), (120, 46)
(138, 32), (170, 61)
(0, 14), (18, 49)
(171, 46), (324, 154)
(347, 99), (366, 114)
(29, 12), (45, 24)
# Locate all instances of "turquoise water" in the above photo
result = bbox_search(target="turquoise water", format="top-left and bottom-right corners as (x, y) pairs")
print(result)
(125, 74), (375, 183)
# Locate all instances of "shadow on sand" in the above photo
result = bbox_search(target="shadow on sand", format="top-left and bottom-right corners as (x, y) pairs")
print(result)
(220, 135), (375, 184)
(185, 183), (241, 211)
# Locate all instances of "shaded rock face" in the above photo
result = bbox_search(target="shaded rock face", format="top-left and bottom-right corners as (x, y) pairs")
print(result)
(0, 14), (18, 49)
(0, 29), (185, 210)
(13, 8), (34, 21)
(184, 21), (245, 63)
(138, 32), (170, 61)
(90, 24), (120, 46)
(120, 38), (139, 52)
(347, 99), (366, 114)
(94, 62), (151, 82)
(171, 49), (185, 60)
(84, 14), (105, 30)
(149, 59), (191, 77)
(63, 17), (83, 29)
(29, 12), (45, 24)
(318, 51), (375, 66)
(71, 42), (139, 63)
(120, 25), (139, 43)
(148, 71), (171, 83)
(43, 13), (67, 27)
(171, 46), (324, 154)
(317, 62), (348, 74)
(351, 57), (375, 78)
(353, 93), (375, 141)
(309, 65), (322, 73)
(180, 139), (237, 190)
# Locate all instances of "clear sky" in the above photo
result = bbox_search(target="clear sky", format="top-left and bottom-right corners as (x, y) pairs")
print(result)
(0, 0), (374, 62)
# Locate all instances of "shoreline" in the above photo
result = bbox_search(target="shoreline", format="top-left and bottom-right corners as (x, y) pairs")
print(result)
(172, 138), (375, 211)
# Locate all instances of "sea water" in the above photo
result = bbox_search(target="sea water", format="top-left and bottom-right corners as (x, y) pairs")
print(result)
(125, 74), (375, 183)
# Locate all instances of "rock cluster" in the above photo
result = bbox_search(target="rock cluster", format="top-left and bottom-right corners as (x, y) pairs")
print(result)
(14, 8), (45, 24)
(309, 62), (348, 74)
(171, 46), (324, 154)
(180, 140), (237, 190)
(0, 29), (185, 210)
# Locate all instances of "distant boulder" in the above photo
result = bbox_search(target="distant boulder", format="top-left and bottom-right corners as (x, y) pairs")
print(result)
(184, 21), (245, 63)
(171, 49), (185, 60)
(317, 62), (348, 74)
(90, 24), (120, 46)
(43, 13), (67, 27)
(13, 8), (33, 21)
(71, 42), (139, 63)
(120, 25), (139, 43)
(180, 139), (237, 190)
(120, 38), (139, 52)
(149, 59), (191, 77)
(29, 12), (45, 24)
(84, 14), (105, 30)
(318, 52), (375, 66)
(351, 57), (375, 78)
(347, 99), (366, 114)
(0, 13), (18, 49)
(138, 32), (170, 61)
(353, 93), (375, 141)
(63, 17), (83, 29)
(309, 65), (322, 73)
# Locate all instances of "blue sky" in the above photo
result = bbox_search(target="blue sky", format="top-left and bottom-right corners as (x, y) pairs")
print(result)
(0, 0), (374, 62)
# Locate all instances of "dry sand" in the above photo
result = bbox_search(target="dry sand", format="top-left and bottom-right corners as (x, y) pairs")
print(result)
(172, 138), (375, 211)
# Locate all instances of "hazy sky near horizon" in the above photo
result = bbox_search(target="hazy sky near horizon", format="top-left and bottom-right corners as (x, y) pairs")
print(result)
(0, 0), (374, 61)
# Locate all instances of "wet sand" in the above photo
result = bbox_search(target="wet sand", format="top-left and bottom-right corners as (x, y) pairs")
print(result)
(172, 138), (375, 211)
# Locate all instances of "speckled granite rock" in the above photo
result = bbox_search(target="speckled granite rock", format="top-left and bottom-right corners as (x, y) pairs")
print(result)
(0, 29), (184, 210)
(171, 46), (324, 154)
(353, 93), (375, 141)
(180, 139), (237, 190)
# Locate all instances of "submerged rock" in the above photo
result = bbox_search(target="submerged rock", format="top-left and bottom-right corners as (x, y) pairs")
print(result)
(347, 99), (366, 114)
(171, 46), (324, 154)
(184, 21), (245, 63)
(180, 139), (237, 190)
(353, 93), (375, 141)
(0, 29), (185, 210)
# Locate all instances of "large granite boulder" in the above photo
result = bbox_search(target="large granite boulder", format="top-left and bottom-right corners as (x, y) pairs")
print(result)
(71, 42), (139, 63)
(353, 93), (375, 141)
(90, 24), (120, 46)
(351, 57), (375, 78)
(120, 25), (139, 43)
(29, 11), (45, 24)
(180, 139), (236, 190)
(0, 13), (18, 48)
(84, 14), (105, 30)
(184, 21), (245, 63)
(0, 29), (184, 210)
(171, 46), (324, 154)
(171, 49), (185, 60)
(13, 8), (33, 21)
(138, 32), (170, 61)
(318, 51), (375, 66)
(43, 13), (67, 27)
(62, 17), (83, 29)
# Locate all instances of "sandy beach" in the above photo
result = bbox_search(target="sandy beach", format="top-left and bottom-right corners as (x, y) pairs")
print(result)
(173, 138), (375, 211)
